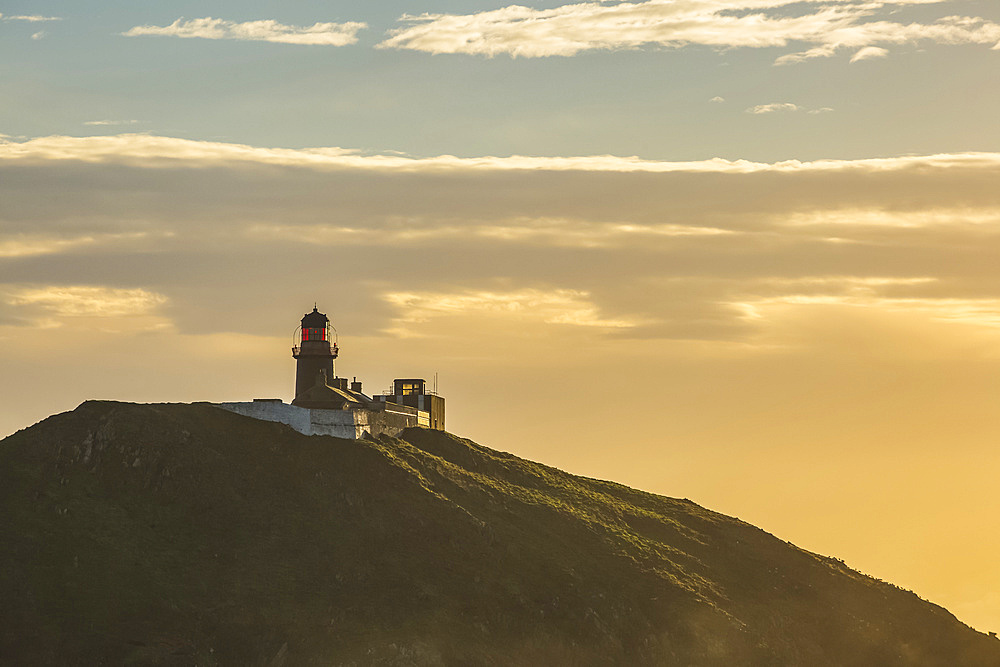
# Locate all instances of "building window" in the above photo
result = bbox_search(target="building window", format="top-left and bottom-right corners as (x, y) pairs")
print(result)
(302, 327), (326, 341)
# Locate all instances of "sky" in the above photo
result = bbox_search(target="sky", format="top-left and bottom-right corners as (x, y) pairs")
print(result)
(2, 0), (1000, 635)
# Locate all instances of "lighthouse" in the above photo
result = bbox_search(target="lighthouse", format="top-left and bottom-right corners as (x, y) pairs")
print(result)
(291, 305), (339, 401)
(217, 304), (446, 437)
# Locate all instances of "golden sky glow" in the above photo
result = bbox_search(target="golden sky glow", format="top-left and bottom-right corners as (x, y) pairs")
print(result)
(3, 0), (1000, 636)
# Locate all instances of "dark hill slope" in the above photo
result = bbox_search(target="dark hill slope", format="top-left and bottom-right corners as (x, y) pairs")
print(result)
(0, 401), (996, 666)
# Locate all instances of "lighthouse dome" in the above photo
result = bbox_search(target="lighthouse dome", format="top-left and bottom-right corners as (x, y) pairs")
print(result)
(301, 306), (328, 328)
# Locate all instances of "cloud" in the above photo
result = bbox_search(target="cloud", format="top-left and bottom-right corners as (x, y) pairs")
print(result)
(0, 13), (61, 22)
(0, 237), (96, 259)
(247, 219), (735, 249)
(31, 31), (46, 40)
(734, 293), (1000, 331)
(0, 232), (165, 258)
(378, 0), (1000, 63)
(4, 286), (167, 317)
(2, 133), (1000, 342)
(850, 45), (890, 62)
(783, 207), (1000, 228)
(383, 288), (638, 337)
(83, 120), (142, 126)
(5, 133), (1000, 175)
(123, 17), (366, 46)
(710, 96), (725, 103)
(746, 103), (835, 114)
(746, 103), (800, 114)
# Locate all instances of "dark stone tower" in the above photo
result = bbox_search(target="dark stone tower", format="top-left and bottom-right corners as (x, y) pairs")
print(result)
(292, 306), (338, 401)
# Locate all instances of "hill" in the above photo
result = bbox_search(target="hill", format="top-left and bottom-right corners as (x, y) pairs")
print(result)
(1, 401), (998, 665)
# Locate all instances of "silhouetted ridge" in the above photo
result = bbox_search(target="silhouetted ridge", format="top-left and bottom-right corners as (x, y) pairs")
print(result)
(1, 401), (997, 665)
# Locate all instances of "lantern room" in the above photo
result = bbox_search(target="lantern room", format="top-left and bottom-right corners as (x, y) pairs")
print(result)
(298, 306), (335, 346)
(292, 306), (340, 400)
(293, 306), (339, 358)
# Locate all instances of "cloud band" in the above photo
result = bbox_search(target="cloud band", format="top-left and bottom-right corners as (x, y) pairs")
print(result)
(124, 17), (366, 46)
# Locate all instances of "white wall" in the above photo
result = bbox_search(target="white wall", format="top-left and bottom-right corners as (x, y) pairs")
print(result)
(214, 401), (421, 439)
(216, 401), (361, 438)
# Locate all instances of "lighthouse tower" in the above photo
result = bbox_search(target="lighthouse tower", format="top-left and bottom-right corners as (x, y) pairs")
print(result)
(291, 306), (339, 400)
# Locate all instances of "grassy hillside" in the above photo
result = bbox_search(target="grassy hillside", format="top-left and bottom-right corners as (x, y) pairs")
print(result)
(1, 401), (997, 665)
